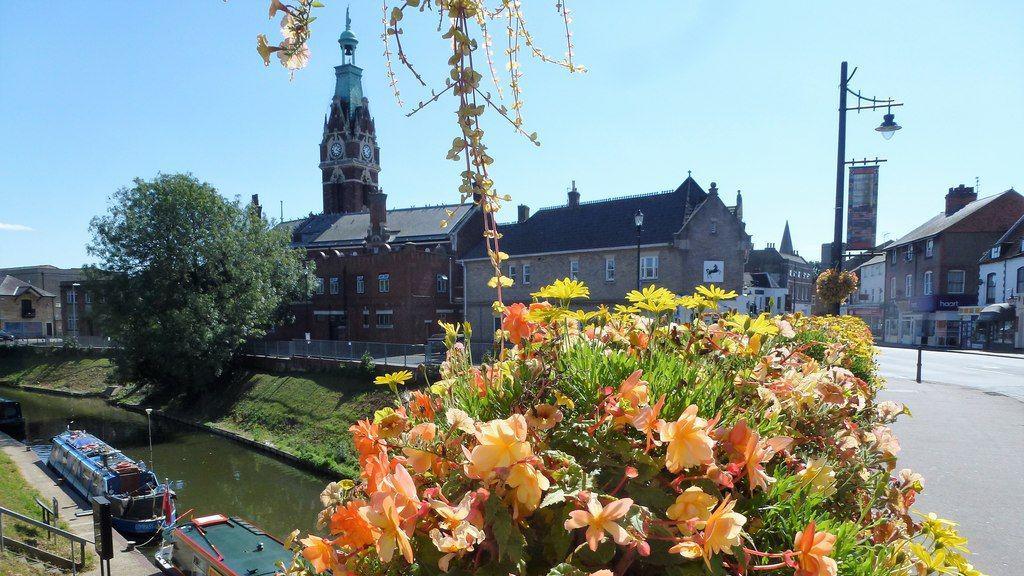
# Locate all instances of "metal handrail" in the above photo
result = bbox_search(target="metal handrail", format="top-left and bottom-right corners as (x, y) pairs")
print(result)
(0, 505), (90, 576)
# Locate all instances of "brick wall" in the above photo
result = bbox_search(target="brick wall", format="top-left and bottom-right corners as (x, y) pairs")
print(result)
(0, 294), (57, 337)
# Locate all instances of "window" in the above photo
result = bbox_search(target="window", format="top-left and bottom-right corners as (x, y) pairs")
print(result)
(985, 273), (997, 304)
(508, 265), (517, 285)
(710, 220), (718, 235)
(905, 245), (914, 261)
(68, 316), (77, 331)
(315, 277), (325, 295)
(1016, 266), (1024, 295)
(990, 246), (1001, 259)
(329, 277), (339, 295)
(569, 260), (579, 280)
(378, 274), (390, 293)
(21, 299), (33, 315)
(905, 274), (913, 298)
(376, 309), (394, 328)
(890, 250), (896, 264)
(362, 308), (370, 328)
(67, 291), (76, 304)
(85, 292), (93, 304)
(605, 257), (615, 282)
(947, 270), (965, 294)
(436, 274), (449, 294)
(924, 239), (934, 258)
(640, 255), (659, 280)
(356, 275), (365, 294)
(923, 271), (933, 295)
(522, 264), (531, 285)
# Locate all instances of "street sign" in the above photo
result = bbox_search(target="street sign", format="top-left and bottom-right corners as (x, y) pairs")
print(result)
(91, 496), (113, 561)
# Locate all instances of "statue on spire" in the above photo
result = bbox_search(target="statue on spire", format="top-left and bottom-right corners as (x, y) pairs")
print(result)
(345, 5), (351, 31)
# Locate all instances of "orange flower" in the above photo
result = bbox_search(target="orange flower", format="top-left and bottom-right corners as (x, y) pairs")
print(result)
(403, 423), (439, 474)
(506, 462), (550, 518)
(525, 404), (563, 431)
(408, 391), (437, 420)
(359, 493), (415, 563)
(612, 369), (650, 427)
(657, 405), (715, 473)
(350, 419), (385, 466)
(666, 486), (717, 527)
(701, 495), (746, 559)
(502, 302), (534, 344)
(564, 497), (634, 551)
(467, 414), (532, 479)
(723, 420), (792, 493)
(300, 534), (337, 574)
(631, 395), (665, 451)
(329, 500), (375, 549)
(794, 521), (838, 576)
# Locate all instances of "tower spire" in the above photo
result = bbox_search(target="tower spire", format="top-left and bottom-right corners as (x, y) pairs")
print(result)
(780, 221), (794, 254)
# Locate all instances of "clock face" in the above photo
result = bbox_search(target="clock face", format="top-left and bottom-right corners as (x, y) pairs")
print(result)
(329, 142), (343, 160)
(361, 144), (373, 161)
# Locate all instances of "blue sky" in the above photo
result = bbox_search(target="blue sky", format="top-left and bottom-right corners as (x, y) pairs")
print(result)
(1, 1), (1021, 268)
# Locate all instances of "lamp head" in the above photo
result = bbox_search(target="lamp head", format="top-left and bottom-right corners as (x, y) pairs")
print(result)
(876, 112), (901, 140)
(634, 209), (644, 227)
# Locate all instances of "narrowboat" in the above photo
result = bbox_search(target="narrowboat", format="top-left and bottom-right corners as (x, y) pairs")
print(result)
(154, 514), (292, 576)
(47, 429), (175, 538)
(0, 396), (26, 439)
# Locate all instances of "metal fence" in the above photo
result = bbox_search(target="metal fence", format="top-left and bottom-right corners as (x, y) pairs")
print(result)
(244, 339), (429, 368)
(0, 335), (116, 350)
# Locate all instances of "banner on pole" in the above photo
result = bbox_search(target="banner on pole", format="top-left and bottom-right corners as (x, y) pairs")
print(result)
(847, 165), (879, 250)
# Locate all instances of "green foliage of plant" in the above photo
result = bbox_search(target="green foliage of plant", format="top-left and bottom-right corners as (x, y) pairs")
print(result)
(86, 173), (314, 391)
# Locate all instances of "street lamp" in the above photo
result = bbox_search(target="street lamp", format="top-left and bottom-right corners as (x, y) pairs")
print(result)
(634, 209), (644, 290)
(70, 282), (81, 340)
(145, 408), (155, 472)
(830, 61), (903, 313)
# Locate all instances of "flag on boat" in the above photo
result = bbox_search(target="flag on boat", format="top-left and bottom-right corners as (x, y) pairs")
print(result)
(161, 486), (175, 528)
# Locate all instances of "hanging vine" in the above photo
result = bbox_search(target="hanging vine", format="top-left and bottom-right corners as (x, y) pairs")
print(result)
(255, 0), (584, 305)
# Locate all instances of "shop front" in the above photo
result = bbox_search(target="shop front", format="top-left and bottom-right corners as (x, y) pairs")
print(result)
(975, 300), (1019, 351)
(906, 294), (978, 348)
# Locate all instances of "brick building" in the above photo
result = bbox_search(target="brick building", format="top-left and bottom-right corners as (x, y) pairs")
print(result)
(460, 178), (751, 344)
(0, 265), (88, 337)
(0, 275), (57, 337)
(882, 185), (1024, 347)
(745, 222), (815, 314)
(271, 17), (482, 344)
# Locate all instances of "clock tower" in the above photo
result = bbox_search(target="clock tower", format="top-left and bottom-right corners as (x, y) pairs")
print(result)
(320, 9), (381, 214)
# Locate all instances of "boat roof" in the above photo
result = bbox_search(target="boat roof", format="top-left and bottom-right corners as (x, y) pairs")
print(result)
(177, 516), (291, 576)
(54, 430), (154, 481)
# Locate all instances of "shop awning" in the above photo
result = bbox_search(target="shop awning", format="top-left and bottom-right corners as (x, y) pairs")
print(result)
(977, 302), (1015, 323)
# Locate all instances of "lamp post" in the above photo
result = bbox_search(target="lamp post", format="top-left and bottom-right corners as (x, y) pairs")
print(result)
(830, 61), (903, 313)
(634, 210), (644, 291)
(70, 282), (81, 340)
(145, 408), (155, 472)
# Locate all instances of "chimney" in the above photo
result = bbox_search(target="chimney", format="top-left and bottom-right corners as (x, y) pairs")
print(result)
(735, 189), (743, 221)
(567, 180), (580, 209)
(370, 191), (388, 232)
(517, 204), (530, 223)
(249, 194), (263, 219)
(945, 184), (977, 216)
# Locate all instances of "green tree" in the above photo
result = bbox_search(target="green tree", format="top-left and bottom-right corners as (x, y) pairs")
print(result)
(86, 173), (313, 390)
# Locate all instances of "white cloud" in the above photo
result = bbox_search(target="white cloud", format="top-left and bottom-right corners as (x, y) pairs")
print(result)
(0, 222), (34, 232)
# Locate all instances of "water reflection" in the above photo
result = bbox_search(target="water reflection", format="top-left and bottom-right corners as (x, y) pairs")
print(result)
(4, 388), (328, 538)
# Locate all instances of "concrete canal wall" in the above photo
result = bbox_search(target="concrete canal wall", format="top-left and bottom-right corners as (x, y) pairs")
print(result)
(0, 431), (159, 576)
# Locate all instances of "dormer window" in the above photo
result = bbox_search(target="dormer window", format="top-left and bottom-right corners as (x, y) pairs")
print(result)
(991, 246), (1001, 259)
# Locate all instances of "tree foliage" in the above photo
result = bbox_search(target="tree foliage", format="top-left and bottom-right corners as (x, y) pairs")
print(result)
(86, 173), (312, 390)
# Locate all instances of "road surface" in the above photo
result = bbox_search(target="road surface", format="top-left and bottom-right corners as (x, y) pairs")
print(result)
(876, 347), (1023, 575)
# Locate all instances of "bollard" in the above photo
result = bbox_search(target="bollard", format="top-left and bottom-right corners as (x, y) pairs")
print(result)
(916, 336), (926, 383)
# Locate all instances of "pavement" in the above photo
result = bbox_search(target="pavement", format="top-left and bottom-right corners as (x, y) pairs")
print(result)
(877, 349), (1024, 575)
(0, 432), (160, 576)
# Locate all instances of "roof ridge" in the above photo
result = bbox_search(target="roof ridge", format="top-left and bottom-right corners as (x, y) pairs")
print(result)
(534, 189), (677, 214)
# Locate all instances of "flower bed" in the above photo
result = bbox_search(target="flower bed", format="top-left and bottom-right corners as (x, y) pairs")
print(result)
(288, 281), (984, 576)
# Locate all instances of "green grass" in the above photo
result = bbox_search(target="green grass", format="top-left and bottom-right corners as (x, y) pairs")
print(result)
(0, 451), (94, 573)
(146, 369), (392, 478)
(0, 353), (114, 394)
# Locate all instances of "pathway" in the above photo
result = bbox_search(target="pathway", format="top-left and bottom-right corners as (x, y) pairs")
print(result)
(0, 432), (160, 576)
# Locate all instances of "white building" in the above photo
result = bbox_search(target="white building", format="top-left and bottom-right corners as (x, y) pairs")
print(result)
(841, 254), (886, 335)
(976, 214), (1024, 350)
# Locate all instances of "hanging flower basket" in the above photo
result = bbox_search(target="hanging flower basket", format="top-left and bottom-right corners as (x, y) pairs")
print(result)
(815, 269), (859, 305)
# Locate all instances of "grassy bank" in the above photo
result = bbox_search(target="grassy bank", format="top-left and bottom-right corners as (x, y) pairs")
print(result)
(0, 451), (93, 575)
(119, 368), (390, 478)
(0, 350), (114, 394)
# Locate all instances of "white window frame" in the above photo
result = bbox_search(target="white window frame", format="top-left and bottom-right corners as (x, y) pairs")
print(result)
(378, 273), (390, 293)
(710, 220), (718, 235)
(640, 255), (659, 280)
(436, 274), (449, 294)
(947, 270), (965, 294)
(905, 245), (914, 261)
(991, 246), (1001, 259)
(356, 275), (365, 294)
(315, 277), (325, 295)
(67, 291), (76, 304)
(329, 277), (339, 295)
(925, 239), (934, 258)
(508, 265), (517, 285)
(84, 292), (92, 304)
(890, 250), (897, 264)
(521, 264), (531, 285)
(605, 256), (615, 282)
(569, 259), (579, 280)
(923, 271), (933, 295)
(376, 309), (394, 328)
(905, 274), (913, 298)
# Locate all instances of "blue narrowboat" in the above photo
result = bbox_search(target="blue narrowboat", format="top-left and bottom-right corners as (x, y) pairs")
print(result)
(47, 429), (175, 539)
(0, 396), (26, 438)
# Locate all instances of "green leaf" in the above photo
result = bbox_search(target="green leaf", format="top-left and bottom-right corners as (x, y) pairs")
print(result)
(540, 489), (567, 508)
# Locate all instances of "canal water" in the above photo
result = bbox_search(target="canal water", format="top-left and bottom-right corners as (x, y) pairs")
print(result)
(3, 387), (329, 539)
